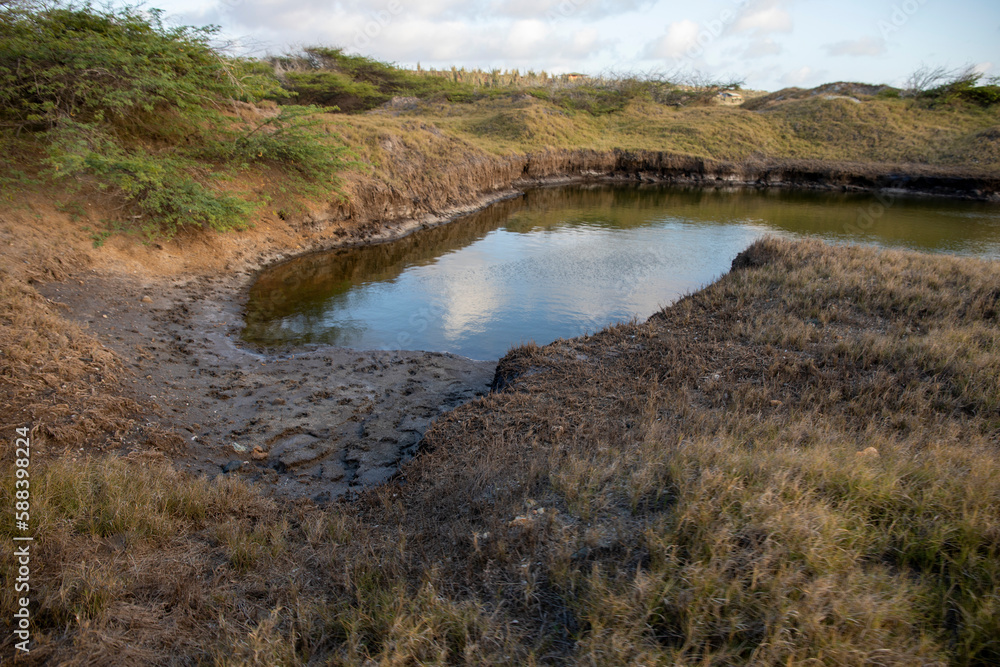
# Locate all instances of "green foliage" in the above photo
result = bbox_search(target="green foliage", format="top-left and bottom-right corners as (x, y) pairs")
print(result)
(551, 85), (635, 115)
(0, 3), (278, 131)
(283, 71), (388, 110)
(910, 67), (1000, 107)
(273, 47), (483, 111)
(205, 106), (349, 176)
(46, 120), (258, 239)
(0, 2), (349, 239)
(272, 49), (742, 117)
(934, 79), (1000, 106)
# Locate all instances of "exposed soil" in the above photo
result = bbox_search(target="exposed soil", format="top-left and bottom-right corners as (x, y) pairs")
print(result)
(36, 268), (494, 502)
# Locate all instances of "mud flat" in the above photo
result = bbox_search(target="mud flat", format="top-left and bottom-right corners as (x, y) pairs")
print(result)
(38, 271), (494, 501)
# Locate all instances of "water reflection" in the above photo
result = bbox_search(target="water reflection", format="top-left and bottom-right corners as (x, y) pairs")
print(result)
(245, 184), (1000, 359)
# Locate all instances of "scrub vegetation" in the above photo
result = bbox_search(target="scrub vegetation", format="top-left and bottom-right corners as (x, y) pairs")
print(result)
(0, 2), (350, 240)
(2, 2), (998, 242)
(2, 2), (1000, 664)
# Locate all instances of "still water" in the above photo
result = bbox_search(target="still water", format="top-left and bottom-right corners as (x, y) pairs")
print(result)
(244, 185), (1000, 360)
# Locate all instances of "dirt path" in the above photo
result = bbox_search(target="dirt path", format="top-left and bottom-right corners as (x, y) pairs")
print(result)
(38, 270), (494, 501)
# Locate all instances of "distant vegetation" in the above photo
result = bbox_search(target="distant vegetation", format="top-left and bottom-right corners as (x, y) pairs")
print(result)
(270, 47), (487, 109)
(903, 65), (1000, 106)
(269, 46), (744, 115)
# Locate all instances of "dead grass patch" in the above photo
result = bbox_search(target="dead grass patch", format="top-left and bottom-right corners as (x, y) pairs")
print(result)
(0, 270), (139, 454)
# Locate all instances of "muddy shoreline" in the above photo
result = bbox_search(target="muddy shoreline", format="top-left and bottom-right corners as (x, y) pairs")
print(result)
(35, 156), (1000, 502)
(35, 187), (531, 502)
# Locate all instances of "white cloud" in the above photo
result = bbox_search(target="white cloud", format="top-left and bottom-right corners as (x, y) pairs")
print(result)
(571, 28), (601, 53)
(732, 0), (793, 36)
(973, 62), (994, 75)
(189, 0), (624, 67)
(780, 66), (813, 86)
(491, 0), (654, 20)
(399, 20), (612, 65)
(743, 37), (782, 59)
(645, 19), (701, 60)
(823, 36), (886, 57)
(503, 20), (549, 57)
(222, 0), (655, 30)
(191, 0), (631, 66)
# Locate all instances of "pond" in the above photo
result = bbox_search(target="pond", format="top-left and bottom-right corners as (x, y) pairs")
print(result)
(244, 184), (1000, 360)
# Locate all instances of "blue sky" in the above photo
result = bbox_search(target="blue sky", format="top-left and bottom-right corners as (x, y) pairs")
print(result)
(157, 0), (999, 90)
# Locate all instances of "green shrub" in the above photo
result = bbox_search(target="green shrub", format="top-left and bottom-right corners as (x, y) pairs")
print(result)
(920, 70), (1000, 107)
(46, 121), (258, 238)
(0, 4), (277, 131)
(551, 85), (634, 115)
(273, 47), (483, 111)
(205, 106), (349, 174)
(0, 3), (349, 238)
(282, 71), (387, 110)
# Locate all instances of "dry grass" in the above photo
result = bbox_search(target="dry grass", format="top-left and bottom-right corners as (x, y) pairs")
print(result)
(0, 454), (528, 665)
(405, 238), (1000, 664)
(385, 94), (1000, 168)
(0, 269), (140, 453)
(3, 238), (999, 664)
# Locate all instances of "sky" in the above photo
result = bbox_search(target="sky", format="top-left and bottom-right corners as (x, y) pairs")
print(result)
(153, 0), (999, 91)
